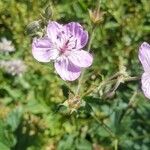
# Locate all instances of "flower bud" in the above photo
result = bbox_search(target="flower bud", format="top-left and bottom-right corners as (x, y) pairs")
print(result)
(67, 96), (81, 110)
(89, 7), (105, 24)
(26, 21), (41, 36)
(44, 5), (53, 20)
(62, 95), (81, 114)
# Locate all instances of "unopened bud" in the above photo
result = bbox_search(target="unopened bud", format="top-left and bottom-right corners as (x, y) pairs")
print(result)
(89, 8), (105, 24)
(44, 5), (53, 20)
(67, 96), (81, 110)
(26, 21), (41, 36)
(62, 95), (81, 114)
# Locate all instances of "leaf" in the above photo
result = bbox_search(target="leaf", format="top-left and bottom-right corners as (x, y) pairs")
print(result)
(0, 142), (10, 150)
(0, 120), (17, 148)
(6, 106), (23, 131)
(57, 134), (75, 150)
(25, 100), (49, 114)
(61, 84), (71, 98)
(75, 138), (92, 150)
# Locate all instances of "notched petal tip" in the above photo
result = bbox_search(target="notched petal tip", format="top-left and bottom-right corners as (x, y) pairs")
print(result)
(32, 37), (54, 62)
(141, 72), (150, 99)
(66, 22), (82, 29)
(140, 42), (150, 48)
(65, 22), (89, 49)
(47, 21), (62, 42)
(139, 42), (150, 56)
(68, 50), (93, 68)
(139, 42), (150, 72)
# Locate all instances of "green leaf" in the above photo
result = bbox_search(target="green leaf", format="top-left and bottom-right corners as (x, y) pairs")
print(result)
(6, 106), (23, 131)
(75, 138), (92, 150)
(0, 120), (17, 148)
(57, 134), (75, 150)
(0, 142), (10, 150)
(25, 100), (49, 114)
(61, 84), (71, 98)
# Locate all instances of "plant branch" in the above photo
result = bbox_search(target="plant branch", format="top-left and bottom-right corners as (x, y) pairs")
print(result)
(118, 89), (138, 123)
(91, 113), (115, 138)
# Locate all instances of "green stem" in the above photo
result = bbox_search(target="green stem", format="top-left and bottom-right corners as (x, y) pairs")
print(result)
(97, 78), (117, 91)
(118, 89), (138, 123)
(80, 75), (139, 97)
(87, 26), (95, 53)
(114, 139), (118, 150)
(130, 133), (150, 140)
(75, 26), (95, 96)
(91, 113), (115, 138)
(124, 76), (140, 82)
(105, 72), (121, 81)
(92, 113), (119, 150)
(97, 76), (139, 94)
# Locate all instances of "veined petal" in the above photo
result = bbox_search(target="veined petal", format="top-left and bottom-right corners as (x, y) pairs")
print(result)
(32, 37), (59, 62)
(54, 56), (81, 81)
(47, 21), (62, 43)
(139, 42), (150, 72)
(68, 50), (93, 68)
(65, 22), (88, 49)
(141, 72), (150, 99)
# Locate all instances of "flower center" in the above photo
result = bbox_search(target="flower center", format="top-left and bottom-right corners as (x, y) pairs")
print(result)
(60, 40), (69, 53)
(55, 29), (78, 58)
(58, 35), (77, 56)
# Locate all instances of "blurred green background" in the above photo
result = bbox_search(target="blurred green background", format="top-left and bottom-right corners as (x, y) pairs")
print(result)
(0, 0), (150, 150)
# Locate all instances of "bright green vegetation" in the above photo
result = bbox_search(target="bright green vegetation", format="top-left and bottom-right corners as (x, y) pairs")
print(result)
(0, 0), (150, 150)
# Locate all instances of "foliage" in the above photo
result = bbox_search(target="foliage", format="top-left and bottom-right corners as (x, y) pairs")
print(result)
(0, 0), (150, 150)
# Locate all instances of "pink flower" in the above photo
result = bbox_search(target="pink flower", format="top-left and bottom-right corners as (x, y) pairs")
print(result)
(139, 42), (150, 99)
(32, 22), (93, 81)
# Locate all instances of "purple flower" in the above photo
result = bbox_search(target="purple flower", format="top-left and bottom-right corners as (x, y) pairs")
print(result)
(32, 21), (93, 81)
(139, 42), (150, 99)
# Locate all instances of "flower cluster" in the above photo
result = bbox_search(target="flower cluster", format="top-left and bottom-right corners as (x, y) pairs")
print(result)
(0, 60), (26, 76)
(0, 38), (15, 53)
(139, 42), (150, 99)
(32, 22), (93, 81)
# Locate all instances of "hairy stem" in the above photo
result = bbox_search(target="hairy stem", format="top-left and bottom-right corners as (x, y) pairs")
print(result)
(91, 113), (119, 150)
(97, 75), (139, 94)
(114, 139), (118, 150)
(118, 89), (138, 123)
(91, 113), (115, 138)
(81, 75), (139, 97)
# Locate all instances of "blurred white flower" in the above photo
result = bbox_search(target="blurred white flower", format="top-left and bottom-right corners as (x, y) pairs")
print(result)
(0, 60), (26, 76)
(0, 38), (15, 53)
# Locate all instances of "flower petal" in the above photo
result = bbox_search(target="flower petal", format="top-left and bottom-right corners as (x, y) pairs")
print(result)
(65, 22), (88, 49)
(68, 50), (93, 68)
(32, 37), (59, 62)
(139, 42), (150, 72)
(141, 72), (150, 99)
(54, 56), (81, 81)
(47, 21), (62, 43)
